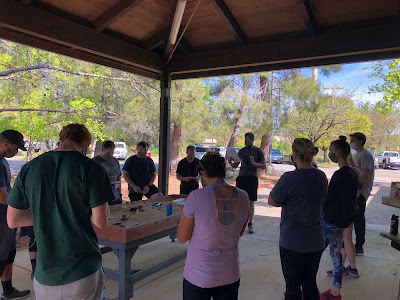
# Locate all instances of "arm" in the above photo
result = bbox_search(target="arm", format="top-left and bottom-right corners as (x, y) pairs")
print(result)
(148, 172), (156, 186)
(122, 170), (141, 192)
(240, 218), (249, 236)
(176, 173), (190, 182)
(228, 159), (240, 169)
(91, 202), (110, 229)
(358, 168), (371, 197)
(7, 206), (33, 228)
(0, 187), (8, 205)
(116, 176), (122, 195)
(268, 195), (280, 207)
(252, 159), (266, 169)
(177, 214), (194, 243)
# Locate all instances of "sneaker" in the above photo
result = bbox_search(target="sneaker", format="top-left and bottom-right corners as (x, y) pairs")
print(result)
(356, 248), (364, 256)
(326, 267), (348, 276)
(1, 288), (30, 300)
(248, 224), (255, 234)
(346, 265), (360, 278)
(320, 289), (342, 300)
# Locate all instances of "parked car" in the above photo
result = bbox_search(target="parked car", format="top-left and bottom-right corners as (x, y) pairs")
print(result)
(376, 151), (400, 168)
(374, 157), (379, 169)
(113, 142), (128, 160)
(193, 145), (221, 160)
(269, 148), (284, 164)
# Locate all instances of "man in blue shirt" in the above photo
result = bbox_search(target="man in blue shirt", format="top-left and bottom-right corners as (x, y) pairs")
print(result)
(0, 130), (30, 300)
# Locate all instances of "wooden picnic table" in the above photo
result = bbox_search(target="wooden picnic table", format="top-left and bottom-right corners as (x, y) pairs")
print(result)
(94, 195), (187, 300)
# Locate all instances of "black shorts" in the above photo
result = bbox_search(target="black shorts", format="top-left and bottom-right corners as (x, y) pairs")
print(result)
(129, 185), (160, 201)
(0, 223), (17, 276)
(236, 176), (259, 201)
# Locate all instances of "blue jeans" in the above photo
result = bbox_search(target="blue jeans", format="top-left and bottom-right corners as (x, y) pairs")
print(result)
(323, 220), (344, 288)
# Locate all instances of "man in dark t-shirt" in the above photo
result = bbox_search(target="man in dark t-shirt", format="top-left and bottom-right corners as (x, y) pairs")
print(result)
(0, 130), (30, 299)
(122, 141), (162, 201)
(228, 132), (266, 234)
(176, 145), (200, 195)
(93, 140), (122, 205)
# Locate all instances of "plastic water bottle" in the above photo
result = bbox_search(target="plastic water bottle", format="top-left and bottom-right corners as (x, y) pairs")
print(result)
(166, 200), (173, 216)
(101, 285), (108, 300)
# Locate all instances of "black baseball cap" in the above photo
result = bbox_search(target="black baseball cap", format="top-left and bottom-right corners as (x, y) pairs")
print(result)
(0, 130), (27, 151)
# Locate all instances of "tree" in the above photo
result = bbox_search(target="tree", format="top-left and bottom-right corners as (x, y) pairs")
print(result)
(368, 60), (400, 112)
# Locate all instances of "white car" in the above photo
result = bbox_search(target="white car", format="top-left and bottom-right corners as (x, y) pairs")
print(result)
(113, 142), (128, 160)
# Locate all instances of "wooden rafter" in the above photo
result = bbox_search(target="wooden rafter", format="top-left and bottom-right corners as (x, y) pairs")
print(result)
(210, 0), (247, 44)
(300, 0), (318, 33)
(168, 17), (400, 79)
(145, 27), (171, 50)
(92, 0), (145, 32)
(19, 0), (32, 4)
(0, 0), (163, 74)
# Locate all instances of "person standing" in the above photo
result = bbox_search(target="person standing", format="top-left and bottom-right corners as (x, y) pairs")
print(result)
(93, 140), (123, 205)
(349, 132), (375, 256)
(228, 132), (266, 234)
(176, 145), (200, 195)
(0, 130), (30, 300)
(268, 138), (328, 300)
(122, 142), (162, 201)
(320, 136), (359, 300)
(178, 152), (250, 300)
(7, 123), (113, 299)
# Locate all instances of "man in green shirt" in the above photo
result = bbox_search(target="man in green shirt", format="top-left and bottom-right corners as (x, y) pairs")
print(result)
(7, 123), (114, 299)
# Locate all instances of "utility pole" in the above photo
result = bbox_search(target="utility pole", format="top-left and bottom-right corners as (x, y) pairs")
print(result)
(323, 85), (344, 105)
(268, 71), (274, 167)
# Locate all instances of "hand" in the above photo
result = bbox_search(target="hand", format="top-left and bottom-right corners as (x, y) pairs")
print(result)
(228, 157), (234, 164)
(192, 176), (200, 181)
(249, 156), (255, 165)
(132, 185), (142, 193)
(185, 177), (191, 182)
(142, 185), (150, 195)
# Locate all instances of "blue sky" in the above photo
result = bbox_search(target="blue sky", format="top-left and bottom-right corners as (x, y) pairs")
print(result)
(300, 61), (387, 105)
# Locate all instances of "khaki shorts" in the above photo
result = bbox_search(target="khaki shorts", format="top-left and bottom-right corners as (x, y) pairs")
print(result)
(33, 268), (104, 300)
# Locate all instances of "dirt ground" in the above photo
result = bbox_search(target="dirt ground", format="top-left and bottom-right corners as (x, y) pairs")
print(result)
(16, 173), (279, 250)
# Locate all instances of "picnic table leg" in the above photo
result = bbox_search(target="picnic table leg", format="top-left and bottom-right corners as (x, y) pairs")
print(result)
(118, 247), (137, 300)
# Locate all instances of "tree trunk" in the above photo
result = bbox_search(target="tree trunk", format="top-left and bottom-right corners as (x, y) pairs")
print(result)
(169, 122), (181, 172)
(312, 67), (318, 83)
(228, 77), (249, 147)
(91, 136), (97, 158)
(26, 137), (34, 162)
(322, 147), (328, 163)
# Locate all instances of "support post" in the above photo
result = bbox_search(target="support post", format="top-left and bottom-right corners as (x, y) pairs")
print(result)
(159, 72), (171, 195)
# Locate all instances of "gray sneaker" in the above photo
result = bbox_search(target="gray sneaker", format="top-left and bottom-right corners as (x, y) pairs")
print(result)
(248, 224), (255, 234)
(346, 265), (360, 278)
(1, 289), (30, 300)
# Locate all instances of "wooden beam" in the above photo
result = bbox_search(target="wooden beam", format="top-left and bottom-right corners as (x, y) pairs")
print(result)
(168, 17), (400, 78)
(145, 27), (171, 50)
(210, 0), (247, 44)
(0, 0), (163, 74)
(92, 0), (145, 32)
(299, 0), (318, 33)
(19, 0), (32, 4)
(0, 28), (160, 79)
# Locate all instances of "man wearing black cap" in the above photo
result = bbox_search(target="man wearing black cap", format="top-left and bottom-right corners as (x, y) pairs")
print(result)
(228, 132), (266, 234)
(0, 130), (30, 300)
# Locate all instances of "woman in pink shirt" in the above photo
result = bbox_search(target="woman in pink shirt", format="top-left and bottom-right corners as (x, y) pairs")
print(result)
(178, 152), (250, 300)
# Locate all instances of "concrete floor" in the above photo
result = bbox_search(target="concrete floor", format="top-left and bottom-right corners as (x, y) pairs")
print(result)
(9, 184), (400, 300)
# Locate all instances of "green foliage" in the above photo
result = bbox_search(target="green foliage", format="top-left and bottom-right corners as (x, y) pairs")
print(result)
(367, 60), (400, 112)
(320, 65), (343, 77)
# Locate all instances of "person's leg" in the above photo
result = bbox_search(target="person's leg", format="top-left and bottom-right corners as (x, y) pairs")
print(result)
(212, 280), (240, 300)
(343, 224), (356, 268)
(147, 185), (163, 199)
(354, 195), (366, 253)
(248, 201), (255, 223)
(183, 278), (211, 300)
(128, 192), (142, 202)
(301, 249), (323, 300)
(279, 246), (303, 300)
(328, 225), (344, 296)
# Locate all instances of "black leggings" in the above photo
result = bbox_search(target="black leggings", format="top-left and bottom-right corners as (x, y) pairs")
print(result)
(280, 246), (323, 300)
(183, 278), (240, 300)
